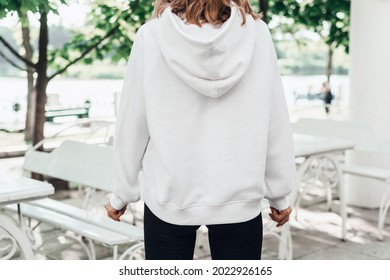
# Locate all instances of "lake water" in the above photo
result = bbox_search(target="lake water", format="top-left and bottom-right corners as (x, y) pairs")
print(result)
(0, 77), (123, 123)
(0, 75), (349, 124)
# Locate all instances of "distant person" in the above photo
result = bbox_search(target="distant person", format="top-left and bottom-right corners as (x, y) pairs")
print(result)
(104, 0), (295, 260)
(321, 81), (334, 114)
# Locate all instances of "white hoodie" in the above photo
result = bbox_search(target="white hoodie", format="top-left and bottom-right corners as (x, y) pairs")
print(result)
(110, 5), (296, 225)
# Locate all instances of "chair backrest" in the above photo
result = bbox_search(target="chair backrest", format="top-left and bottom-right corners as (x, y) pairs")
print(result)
(23, 141), (114, 192)
(293, 118), (376, 141)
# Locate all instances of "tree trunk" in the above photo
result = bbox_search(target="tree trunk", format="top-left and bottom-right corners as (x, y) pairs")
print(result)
(24, 81), (36, 142)
(326, 45), (334, 83)
(259, 0), (269, 23)
(31, 12), (48, 181)
(21, 15), (36, 143)
(33, 11), (48, 148)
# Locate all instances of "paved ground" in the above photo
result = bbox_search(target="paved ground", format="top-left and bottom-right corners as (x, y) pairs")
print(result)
(1, 155), (389, 260)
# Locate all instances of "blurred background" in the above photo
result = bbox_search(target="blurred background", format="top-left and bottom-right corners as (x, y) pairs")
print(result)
(0, 0), (353, 148)
(1, 0), (390, 260)
(1, 0), (389, 141)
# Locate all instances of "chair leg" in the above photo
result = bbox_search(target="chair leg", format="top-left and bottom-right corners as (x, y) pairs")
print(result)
(119, 242), (145, 260)
(87, 238), (96, 260)
(378, 183), (390, 241)
(34, 233), (95, 259)
(112, 245), (118, 260)
(278, 224), (292, 260)
(338, 171), (347, 241)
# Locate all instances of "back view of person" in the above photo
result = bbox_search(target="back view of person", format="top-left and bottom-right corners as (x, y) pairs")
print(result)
(105, 0), (296, 260)
(320, 81), (334, 114)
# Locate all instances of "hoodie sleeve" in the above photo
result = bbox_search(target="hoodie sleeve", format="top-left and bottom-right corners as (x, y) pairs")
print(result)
(110, 30), (150, 210)
(263, 25), (296, 211)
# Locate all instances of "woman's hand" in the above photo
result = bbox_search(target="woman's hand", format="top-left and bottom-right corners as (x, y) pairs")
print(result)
(104, 202), (127, 222)
(269, 206), (292, 227)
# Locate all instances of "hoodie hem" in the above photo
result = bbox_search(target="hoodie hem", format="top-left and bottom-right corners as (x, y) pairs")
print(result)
(143, 190), (263, 226)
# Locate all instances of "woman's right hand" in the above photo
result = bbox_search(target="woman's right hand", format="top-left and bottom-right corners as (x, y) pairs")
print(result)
(269, 206), (292, 227)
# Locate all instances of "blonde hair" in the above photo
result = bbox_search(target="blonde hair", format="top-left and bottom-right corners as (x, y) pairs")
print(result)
(153, 0), (260, 26)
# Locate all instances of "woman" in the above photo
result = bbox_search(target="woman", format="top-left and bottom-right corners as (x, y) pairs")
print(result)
(105, 0), (295, 260)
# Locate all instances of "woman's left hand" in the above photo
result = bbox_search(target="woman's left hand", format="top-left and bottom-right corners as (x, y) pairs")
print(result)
(269, 206), (292, 227)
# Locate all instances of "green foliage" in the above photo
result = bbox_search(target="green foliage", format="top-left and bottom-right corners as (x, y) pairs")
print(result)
(277, 39), (344, 75)
(0, 0), (66, 18)
(1, 0), (154, 77)
(48, 0), (155, 73)
(269, 0), (350, 52)
(1, 0), (350, 78)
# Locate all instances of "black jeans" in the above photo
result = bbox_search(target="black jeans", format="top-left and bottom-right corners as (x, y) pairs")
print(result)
(143, 204), (263, 260)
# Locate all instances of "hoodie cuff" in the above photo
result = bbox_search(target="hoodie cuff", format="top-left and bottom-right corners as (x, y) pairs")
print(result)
(268, 196), (290, 211)
(110, 195), (127, 210)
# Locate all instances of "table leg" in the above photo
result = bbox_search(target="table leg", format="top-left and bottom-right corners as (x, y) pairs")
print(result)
(293, 155), (316, 216)
(324, 154), (347, 241)
(0, 214), (35, 259)
(294, 153), (347, 240)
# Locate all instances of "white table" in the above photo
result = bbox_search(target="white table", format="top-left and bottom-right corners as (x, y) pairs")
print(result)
(0, 171), (54, 259)
(293, 134), (356, 240)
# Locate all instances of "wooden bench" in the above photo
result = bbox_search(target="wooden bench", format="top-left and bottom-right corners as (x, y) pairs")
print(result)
(45, 107), (90, 122)
(19, 140), (145, 259)
(293, 118), (390, 240)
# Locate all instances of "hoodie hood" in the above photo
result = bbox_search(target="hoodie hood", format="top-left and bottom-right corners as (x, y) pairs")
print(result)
(155, 5), (257, 98)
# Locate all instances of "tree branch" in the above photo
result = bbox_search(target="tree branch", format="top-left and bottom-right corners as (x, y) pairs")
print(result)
(0, 35), (36, 68)
(48, 16), (128, 81)
(0, 48), (28, 72)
